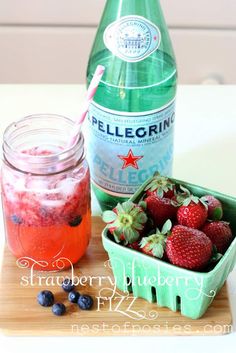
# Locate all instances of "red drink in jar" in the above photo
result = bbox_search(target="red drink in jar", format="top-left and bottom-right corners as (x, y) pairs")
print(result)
(1, 114), (91, 271)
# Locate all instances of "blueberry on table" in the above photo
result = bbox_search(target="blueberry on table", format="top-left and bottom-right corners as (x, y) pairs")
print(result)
(77, 295), (93, 310)
(68, 291), (80, 303)
(52, 303), (66, 316)
(61, 278), (75, 292)
(11, 215), (22, 225)
(68, 215), (82, 227)
(37, 290), (54, 307)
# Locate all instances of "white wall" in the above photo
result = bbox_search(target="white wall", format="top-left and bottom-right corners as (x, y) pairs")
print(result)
(0, 0), (235, 83)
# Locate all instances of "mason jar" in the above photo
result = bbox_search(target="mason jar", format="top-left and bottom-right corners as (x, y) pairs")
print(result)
(1, 114), (91, 271)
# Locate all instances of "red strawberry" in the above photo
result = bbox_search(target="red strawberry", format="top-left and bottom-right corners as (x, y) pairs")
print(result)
(202, 221), (233, 254)
(145, 195), (177, 228)
(177, 199), (207, 229)
(145, 172), (175, 199)
(127, 240), (141, 251)
(201, 195), (223, 220)
(175, 186), (208, 229)
(140, 220), (172, 258)
(166, 225), (213, 270)
(102, 201), (148, 244)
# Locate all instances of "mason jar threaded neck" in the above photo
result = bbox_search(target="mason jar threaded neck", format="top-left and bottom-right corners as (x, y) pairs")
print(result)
(2, 114), (85, 175)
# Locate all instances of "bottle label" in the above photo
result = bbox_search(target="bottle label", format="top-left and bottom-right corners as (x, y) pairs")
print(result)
(87, 100), (175, 197)
(104, 15), (161, 62)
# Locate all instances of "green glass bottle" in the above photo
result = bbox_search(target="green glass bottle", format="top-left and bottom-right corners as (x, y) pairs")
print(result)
(86, 0), (177, 211)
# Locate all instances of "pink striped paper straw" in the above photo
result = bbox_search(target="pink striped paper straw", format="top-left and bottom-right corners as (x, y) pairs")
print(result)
(67, 65), (105, 147)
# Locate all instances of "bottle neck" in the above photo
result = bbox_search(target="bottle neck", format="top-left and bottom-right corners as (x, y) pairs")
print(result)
(104, 0), (161, 18)
(87, 0), (177, 112)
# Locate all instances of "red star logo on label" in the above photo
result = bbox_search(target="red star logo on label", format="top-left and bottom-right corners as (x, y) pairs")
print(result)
(118, 149), (144, 170)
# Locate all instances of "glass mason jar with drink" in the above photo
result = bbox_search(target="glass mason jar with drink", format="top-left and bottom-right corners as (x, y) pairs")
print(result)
(87, 0), (177, 211)
(1, 114), (91, 271)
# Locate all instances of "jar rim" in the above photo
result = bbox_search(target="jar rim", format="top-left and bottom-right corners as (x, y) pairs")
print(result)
(2, 114), (85, 175)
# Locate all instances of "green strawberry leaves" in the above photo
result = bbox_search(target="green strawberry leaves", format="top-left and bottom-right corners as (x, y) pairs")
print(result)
(212, 207), (223, 221)
(102, 201), (148, 244)
(140, 220), (172, 259)
(152, 243), (165, 258)
(179, 185), (190, 195)
(102, 210), (117, 223)
(210, 245), (223, 264)
(121, 201), (133, 214)
(144, 172), (174, 198)
(176, 185), (208, 208)
(123, 227), (140, 244)
(175, 185), (191, 205)
(138, 200), (147, 210)
(161, 219), (172, 234)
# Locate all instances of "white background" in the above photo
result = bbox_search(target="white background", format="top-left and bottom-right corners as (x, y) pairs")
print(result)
(0, 0), (236, 84)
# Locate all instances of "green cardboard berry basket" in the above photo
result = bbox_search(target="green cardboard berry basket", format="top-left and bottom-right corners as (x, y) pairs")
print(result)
(102, 176), (236, 319)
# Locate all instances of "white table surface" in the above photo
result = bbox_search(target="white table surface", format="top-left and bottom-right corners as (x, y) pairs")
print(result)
(0, 85), (236, 351)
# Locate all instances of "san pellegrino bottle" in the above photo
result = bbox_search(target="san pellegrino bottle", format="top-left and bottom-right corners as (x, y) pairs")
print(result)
(86, 0), (177, 211)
